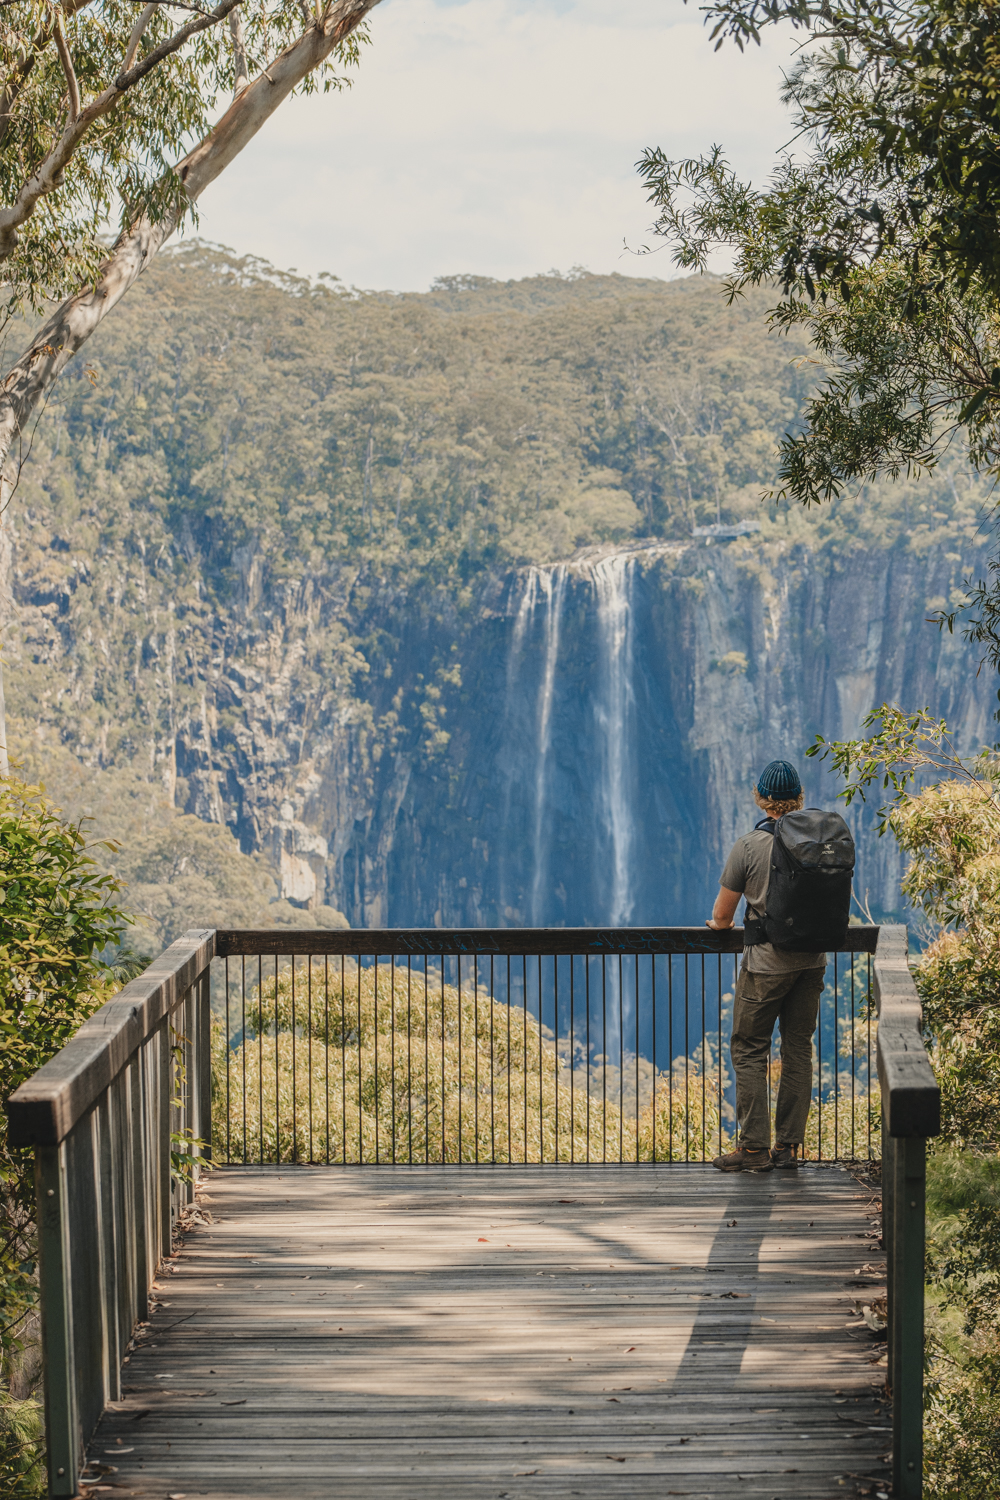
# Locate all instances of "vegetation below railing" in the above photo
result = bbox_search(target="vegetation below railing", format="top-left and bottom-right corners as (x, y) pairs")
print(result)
(213, 959), (877, 1165)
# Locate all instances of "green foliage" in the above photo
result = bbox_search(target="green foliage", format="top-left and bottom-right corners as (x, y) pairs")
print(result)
(0, 777), (124, 1392)
(0, 1395), (44, 1499)
(813, 708), (1000, 1488)
(925, 1150), (1000, 1499)
(215, 959), (728, 1164)
(0, 1), (365, 321)
(638, 0), (1000, 666)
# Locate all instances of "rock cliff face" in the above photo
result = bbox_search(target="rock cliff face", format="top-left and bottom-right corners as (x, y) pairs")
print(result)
(172, 531), (991, 930)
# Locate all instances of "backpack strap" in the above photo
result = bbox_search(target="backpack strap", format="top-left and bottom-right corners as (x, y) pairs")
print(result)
(743, 819), (776, 944)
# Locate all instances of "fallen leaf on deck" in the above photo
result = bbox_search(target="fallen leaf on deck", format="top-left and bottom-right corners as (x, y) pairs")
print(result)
(478, 1238), (489, 1243)
(514, 1470), (539, 1477)
(623, 1346), (636, 1352)
(221, 1398), (247, 1406)
(605, 1455), (626, 1462)
(606, 1397), (620, 1403)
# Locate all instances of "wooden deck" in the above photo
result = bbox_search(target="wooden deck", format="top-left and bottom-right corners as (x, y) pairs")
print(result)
(88, 1165), (891, 1499)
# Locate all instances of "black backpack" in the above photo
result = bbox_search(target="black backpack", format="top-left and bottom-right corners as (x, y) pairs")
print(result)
(744, 808), (855, 953)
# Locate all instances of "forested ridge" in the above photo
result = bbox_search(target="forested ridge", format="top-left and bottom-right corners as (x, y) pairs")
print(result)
(3, 243), (989, 943)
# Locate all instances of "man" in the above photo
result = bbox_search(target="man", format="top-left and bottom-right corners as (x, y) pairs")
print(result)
(706, 759), (826, 1173)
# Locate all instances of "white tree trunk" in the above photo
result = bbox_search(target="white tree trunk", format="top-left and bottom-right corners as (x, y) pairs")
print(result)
(0, 0), (381, 771)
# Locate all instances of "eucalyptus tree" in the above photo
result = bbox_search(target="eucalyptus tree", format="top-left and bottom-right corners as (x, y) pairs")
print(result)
(637, 0), (1000, 667)
(0, 0), (380, 769)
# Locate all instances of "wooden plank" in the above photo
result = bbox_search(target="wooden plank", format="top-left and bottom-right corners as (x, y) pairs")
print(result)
(86, 1165), (891, 1498)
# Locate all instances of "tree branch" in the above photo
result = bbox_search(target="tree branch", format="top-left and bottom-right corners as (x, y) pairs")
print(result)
(123, 2), (157, 72)
(0, 0), (95, 149)
(0, 0), (245, 261)
(52, 14), (80, 122)
(228, 4), (249, 95)
(0, 0), (382, 496)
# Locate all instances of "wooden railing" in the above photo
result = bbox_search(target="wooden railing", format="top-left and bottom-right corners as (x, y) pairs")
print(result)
(5, 922), (936, 1498)
(874, 925), (940, 1500)
(5, 930), (215, 1499)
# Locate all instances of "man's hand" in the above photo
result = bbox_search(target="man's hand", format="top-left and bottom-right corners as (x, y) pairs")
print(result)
(706, 886), (741, 931)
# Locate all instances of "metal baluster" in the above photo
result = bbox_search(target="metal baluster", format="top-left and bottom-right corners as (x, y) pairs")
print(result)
(307, 956), (314, 1164)
(241, 954), (247, 1166)
(391, 955), (396, 1165)
(700, 955), (707, 1163)
(537, 954), (543, 1164)
(717, 953), (723, 1162)
(374, 957), (380, 1164)
(506, 956), (512, 1164)
(490, 956), (496, 1165)
(818, 955), (825, 1160)
(256, 956), (263, 1166)
(602, 957), (607, 1164)
(668, 956), (674, 1162)
(225, 956), (231, 1164)
(407, 957), (414, 1166)
(585, 955), (591, 1164)
(291, 956), (298, 1164)
(273, 956), (280, 1164)
(554, 955), (559, 1163)
(324, 956), (331, 1166)
(833, 954), (839, 1160)
(523, 955), (528, 1164)
(634, 954), (639, 1164)
(569, 955), (575, 1165)
(651, 955), (657, 1164)
(684, 955), (690, 1163)
(850, 952), (856, 1161)
(424, 959), (430, 1165)
(618, 953), (624, 1164)
(474, 955), (480, 1164)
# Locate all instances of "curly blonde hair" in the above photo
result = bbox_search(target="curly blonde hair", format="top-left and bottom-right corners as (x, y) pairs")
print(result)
(753, 788), (804, 819)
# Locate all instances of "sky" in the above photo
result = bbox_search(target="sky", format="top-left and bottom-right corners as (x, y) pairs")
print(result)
(195, 0), (798, 292)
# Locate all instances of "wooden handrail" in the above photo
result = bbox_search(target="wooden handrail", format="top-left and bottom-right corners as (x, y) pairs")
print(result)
(6, 929), (216, 1148)
(874, 923), (940, 1138)
(213, 923), (882, 958)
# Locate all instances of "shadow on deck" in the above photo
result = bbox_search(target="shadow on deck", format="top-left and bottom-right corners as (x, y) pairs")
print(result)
(92, 1164), (891, 1499)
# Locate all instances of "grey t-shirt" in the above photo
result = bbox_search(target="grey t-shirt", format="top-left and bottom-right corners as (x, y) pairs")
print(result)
(720, 827), (827, 975)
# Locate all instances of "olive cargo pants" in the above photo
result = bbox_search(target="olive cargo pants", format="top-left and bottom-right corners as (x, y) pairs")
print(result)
(730, 963), (826, 1150)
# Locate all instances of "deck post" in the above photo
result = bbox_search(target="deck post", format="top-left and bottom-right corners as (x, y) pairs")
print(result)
(881, 1120), (894, 1384)
(891, 1135), (926, 1497)
(874, 924), (939, 1500)
(197, 967), (213, 1164)
(36, 1144), (79, 1498)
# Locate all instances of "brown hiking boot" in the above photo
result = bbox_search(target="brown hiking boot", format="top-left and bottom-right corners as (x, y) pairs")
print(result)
(771, 1142), (800, 1169)
(711, 1146), (774, 1173)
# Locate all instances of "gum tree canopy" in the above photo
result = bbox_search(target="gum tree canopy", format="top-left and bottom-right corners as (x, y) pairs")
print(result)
(0, 0), (379, 516)
(638, 0), (1000, 666)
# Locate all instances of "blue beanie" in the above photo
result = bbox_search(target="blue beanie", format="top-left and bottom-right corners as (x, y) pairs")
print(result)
(756, 759), (802, 801)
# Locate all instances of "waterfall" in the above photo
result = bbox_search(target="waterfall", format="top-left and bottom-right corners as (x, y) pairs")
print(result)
(501, 551), (636, 929)
(591, 554), (635, 927)
(530, 567), (566, 923)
